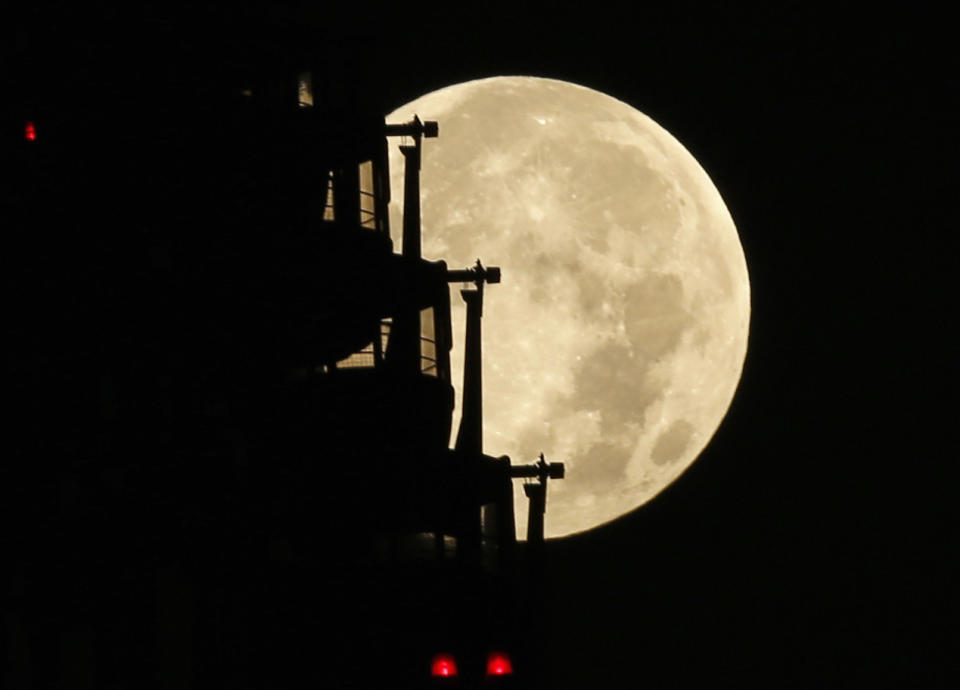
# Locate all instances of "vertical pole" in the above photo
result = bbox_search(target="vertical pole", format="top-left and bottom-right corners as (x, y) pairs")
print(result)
(455, 288), (483, 455)
(524, 462), (551, 690)
(455, 287), (484, 566)
(524, 481), (546, 546)
(400, 142), (422, 260)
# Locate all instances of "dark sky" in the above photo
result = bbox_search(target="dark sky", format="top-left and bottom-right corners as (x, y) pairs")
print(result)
(365, 7), (955, 688)
(10, 4), (955, 688)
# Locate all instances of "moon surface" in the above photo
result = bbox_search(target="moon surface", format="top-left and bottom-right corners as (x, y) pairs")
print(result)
(386, 77), (749, 538)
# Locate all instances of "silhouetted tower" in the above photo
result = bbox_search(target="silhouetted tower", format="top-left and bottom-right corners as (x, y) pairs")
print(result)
(286, 66), (567, 686)
(5, 45), (566, 687)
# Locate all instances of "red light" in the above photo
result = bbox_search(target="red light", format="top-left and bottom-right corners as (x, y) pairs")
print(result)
(486, 651), (513, 676)
(431, 653), (458, 677)
(25, 121), (37, 141)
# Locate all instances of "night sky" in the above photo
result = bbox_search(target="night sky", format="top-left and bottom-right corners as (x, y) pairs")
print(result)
(334, 7), (956, 688)
(9, 4), (955, 688)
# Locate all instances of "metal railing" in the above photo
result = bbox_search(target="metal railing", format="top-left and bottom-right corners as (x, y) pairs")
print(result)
(335, 320), (439, 376)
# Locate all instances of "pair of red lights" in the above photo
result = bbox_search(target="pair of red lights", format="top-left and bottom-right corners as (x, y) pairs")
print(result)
(431, 651), (513, 677)
(25, 121), (37, 141)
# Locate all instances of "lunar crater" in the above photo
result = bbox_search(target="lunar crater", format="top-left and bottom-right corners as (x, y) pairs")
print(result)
(651, 419), (697, 466)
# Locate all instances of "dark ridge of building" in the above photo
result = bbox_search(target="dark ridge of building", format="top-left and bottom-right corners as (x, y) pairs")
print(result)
(5, 10), (563, 689)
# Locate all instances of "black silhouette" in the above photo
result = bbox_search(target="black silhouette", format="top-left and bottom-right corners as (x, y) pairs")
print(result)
(5, 11), (563, 689)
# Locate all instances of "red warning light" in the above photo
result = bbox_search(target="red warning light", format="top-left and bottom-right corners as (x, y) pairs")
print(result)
(25, 121), (37, 141)
(486, 651), (513, 676)
(431, 653), (458, 677)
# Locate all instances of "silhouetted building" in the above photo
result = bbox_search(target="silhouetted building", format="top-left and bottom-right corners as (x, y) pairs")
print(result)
(4, 15), (562, 690)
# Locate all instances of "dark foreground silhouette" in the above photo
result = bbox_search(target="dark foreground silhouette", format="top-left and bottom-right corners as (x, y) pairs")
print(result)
(5, 9), (564, 688)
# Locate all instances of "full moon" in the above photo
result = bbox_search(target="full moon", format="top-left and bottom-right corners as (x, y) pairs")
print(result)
(386, 77), (749, 538)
